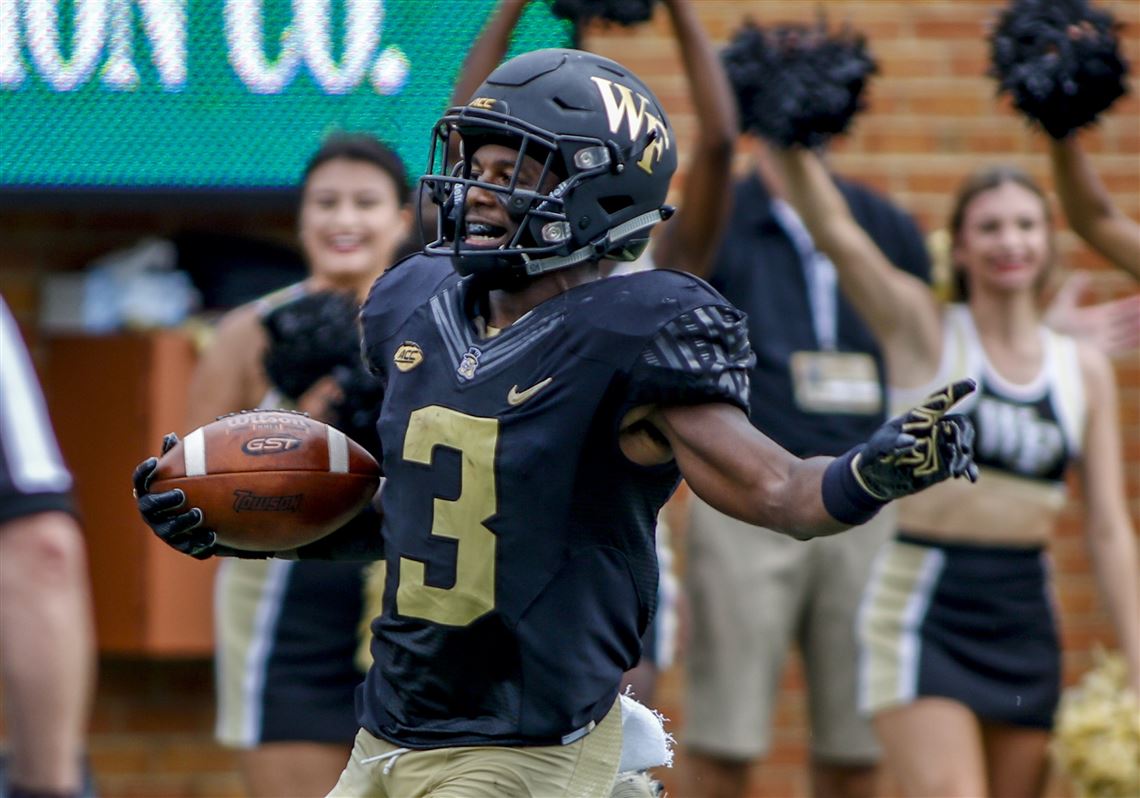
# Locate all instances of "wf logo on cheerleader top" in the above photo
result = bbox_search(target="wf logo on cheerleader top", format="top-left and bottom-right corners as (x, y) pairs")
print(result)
(973, 397), (1065, 477)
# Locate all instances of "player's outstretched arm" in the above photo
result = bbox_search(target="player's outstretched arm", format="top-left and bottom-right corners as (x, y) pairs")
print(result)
(651, 380), (977, 539)
(131, 434), (384, 561)
(1050, 136), (1140, 279)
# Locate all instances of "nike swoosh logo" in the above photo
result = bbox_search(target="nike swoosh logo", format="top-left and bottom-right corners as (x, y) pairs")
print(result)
(507, 377), (553, 406)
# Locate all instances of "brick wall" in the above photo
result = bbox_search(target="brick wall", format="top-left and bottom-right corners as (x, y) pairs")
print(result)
(0, 2), (1136, 797)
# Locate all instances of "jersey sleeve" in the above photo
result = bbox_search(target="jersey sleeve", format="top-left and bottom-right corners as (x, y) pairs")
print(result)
(626, 302), (754, 413)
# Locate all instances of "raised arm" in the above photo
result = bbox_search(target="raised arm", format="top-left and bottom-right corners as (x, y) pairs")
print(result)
(649, 0), (738, 277)
(1050, 136), (1140, 279)
(449, 0), (528, 108)
(774, 146), (943, 387)
(1073, 342), (1140, 694)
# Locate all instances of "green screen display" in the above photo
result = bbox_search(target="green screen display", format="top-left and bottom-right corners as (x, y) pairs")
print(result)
(0, 1), (573, 190)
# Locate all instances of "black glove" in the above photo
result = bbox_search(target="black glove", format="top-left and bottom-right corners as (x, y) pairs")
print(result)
(854, 378), (978, 500)
(131, 433), (268, 560)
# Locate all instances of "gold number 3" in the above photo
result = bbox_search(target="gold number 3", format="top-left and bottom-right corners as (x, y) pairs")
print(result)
(397, 405), (499, 626)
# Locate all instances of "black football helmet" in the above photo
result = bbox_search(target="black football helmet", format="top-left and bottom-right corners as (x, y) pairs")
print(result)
(420, 48), (677, 283)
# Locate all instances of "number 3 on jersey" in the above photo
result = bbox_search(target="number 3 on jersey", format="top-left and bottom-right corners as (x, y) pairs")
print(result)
(397, 405), (499, 626)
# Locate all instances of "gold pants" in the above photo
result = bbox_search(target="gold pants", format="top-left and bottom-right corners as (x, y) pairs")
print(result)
(327, 698), (622, 798)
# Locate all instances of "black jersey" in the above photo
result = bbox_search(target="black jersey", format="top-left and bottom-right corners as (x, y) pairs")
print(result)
(356, 254), (751, 748)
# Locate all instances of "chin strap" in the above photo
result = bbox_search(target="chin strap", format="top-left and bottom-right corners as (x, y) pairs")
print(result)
(522, 208), (670, 276)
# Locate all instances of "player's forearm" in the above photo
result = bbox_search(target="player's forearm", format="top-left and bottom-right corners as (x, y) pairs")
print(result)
(775, 456), (855, 538)
(664, 406), (850, 539)
(683, 457), (845, 540)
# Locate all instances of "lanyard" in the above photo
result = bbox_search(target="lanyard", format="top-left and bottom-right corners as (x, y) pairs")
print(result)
(770, 199), (838, 351)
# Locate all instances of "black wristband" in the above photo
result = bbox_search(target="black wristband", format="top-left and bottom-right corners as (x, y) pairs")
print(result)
(821, 447), (887, 526)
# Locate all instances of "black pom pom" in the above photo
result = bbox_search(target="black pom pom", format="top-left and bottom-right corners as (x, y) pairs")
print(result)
(261, 290), (365, 400)
(550, 0), (656, 27)
(722, 17), (878, 148)
(989, 0), (1129, 139)
(261, 290), (383, 456)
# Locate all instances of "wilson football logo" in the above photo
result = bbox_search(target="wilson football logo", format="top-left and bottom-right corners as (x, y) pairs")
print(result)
(242, 436), (303, 455)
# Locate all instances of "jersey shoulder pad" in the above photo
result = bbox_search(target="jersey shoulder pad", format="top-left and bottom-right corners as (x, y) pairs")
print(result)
(621, 271), (753, 413)
(361, 253), (457, 345)
(579, 269), (733, 337)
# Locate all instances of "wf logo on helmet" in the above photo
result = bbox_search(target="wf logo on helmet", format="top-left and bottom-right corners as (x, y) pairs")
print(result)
(590, 77), (671, 175)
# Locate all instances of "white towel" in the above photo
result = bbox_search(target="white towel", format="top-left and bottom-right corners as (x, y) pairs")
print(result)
(618, 693), (674, 771)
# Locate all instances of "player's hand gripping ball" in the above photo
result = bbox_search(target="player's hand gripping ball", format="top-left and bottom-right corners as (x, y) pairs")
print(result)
(136, 409), (380, 554)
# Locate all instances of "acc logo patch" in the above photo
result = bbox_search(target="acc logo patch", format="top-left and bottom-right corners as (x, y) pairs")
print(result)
(394, 342), (424, 372)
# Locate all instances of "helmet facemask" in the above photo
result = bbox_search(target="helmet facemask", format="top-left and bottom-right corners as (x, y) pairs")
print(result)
(419, 49), (678, 285)
(420, 106), (663, 285)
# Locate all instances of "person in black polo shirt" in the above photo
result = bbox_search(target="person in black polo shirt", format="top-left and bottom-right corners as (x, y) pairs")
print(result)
(679, 20), (930, 798)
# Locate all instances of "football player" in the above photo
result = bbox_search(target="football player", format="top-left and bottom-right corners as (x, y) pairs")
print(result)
(133, 49), (976, 798)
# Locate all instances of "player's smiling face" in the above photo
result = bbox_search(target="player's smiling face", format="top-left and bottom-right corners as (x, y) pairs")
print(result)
(463, 143), (557, 250)
(300, 157), (407, 287)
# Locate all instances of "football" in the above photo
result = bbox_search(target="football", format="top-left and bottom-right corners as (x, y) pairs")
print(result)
(150, 409), (381, 551)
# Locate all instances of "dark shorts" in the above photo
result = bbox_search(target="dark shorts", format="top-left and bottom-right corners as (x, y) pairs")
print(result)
(214, 558), (371, 745)
(858, 535), (1061, 729)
